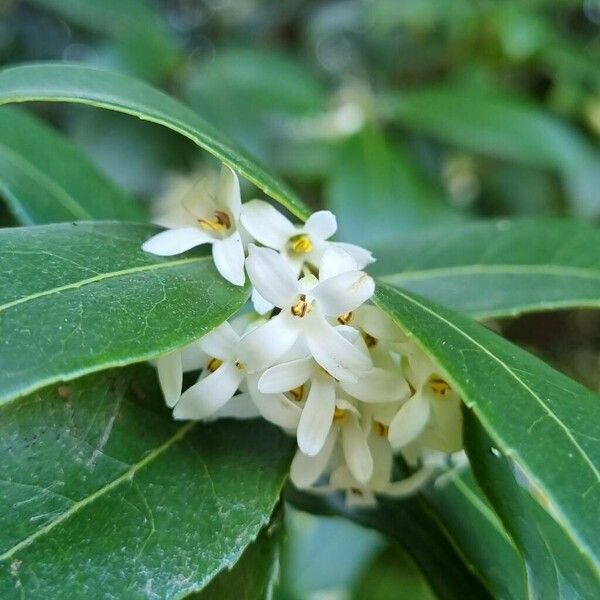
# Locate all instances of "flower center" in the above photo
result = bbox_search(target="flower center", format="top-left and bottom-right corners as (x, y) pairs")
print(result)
(428, 376), (451, 397)
(198, 210), (231, 232)
(374, 421), (389, 437)
(207, 357), (223, 372)
(362, 332), (377, 347)
(288, 385), (304, 402)
(289, 234), (313, 254)
(291, 294), (312, 317)
(333, 407), (346, 422)
(337, 311), (354, 325)
(234, 360), (246, 372)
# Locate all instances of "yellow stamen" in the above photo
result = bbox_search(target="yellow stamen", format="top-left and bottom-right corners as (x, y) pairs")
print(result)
(428, 376), (451, 397)
(374, 421), (389, 437)
(234, 360), (246, 371)
(198, 210), (231, 232)
(333, 407), (346, 422)
(289, 234), (313, 254)
(291, 294), (312, 317)
(362, 332), (377, 347)
(207, 357), (223, 372)
(289, 385), (304, 402)
(337, 311), (354, 325)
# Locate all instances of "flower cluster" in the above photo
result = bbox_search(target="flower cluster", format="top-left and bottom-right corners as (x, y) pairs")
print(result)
(143, 165), (464, 505)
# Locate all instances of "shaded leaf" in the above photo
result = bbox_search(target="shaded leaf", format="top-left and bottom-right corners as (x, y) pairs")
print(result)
(0, 222), (249, 405)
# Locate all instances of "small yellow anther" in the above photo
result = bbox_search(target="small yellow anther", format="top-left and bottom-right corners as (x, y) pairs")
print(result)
(374, 421), (389, 437)
(333, 407), (346, 422)
(428, 376), (451, 397)
(289, 385), (304, 402)
(289, 234), (313, 254)
(337, 312), (354, 325)
(362, 332), (377, 348)
(291, 294), (311, 317)
(234, 360), (246, 371)
(207, 357), (223, 372)
(198, 210), (231, 232)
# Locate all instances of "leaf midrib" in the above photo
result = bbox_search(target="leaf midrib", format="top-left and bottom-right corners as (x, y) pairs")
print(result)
(382, 264), (600, 283)
(0, 255), (209, 313)
(376, 284), (600, 562)
(0, 421), (196, 561)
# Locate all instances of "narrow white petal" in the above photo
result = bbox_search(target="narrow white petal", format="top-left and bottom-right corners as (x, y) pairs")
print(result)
(180, 340), (208, 372)
(304, 312), (372, 383)
(356, 305), (407, 342)
(157, 351), (182, 408)
(240, 199), (296, 249)
(341, 414), (373, 484)
(297, 373), (336, 456)
(251, 288), (274, 315)
(211, 393), (260, 420)
(246, 376), (302, 429)
(305, 210), (337, 240)
(245, 244), (300, 308)
(290, 430), (337, 488)
(312, 271), (375, 316)
(258, 357), (313, 393)
(212, 232), (245, 286)
(142, 227), (213, 256)
(368, 434), (394, 489)
(318, 246), (358, 280)
(388, 393), (431, 448)
(333, 242), (375, 269)
(329, 466), (357, 489)
(237, 311), (299, 372)
(173, 361), (242, 420)
(341, 367), (410, 403)
(217, 165), (242, 218)
(198, 321), (239, 360)
(382, 466), (436, 498)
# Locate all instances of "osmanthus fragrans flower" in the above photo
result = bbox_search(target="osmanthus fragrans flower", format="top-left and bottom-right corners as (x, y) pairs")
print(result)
(238, 245), (375, 381)
(142, 165), (246, 286)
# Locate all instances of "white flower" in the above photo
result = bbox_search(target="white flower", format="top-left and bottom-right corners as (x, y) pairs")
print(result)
(172, 320), (300, 427)
(240, 200), (374, 275)
(142, 165), (246, 286)
(238, 245), (375, 382)
(258, 333), (409, 456)
(290, 397), (373, 488)
(388, 343), (463, 453)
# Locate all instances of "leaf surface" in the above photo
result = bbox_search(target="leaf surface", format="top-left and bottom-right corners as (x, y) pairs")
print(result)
(0, 367), (294, 598)
(0, 222), (249, 405)
(0, 63), (310, 220)
(0, 107), (142, 224)
(376, 219), (600, 318)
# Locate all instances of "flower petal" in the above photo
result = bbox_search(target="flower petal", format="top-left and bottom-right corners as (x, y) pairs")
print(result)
(180, 340), (208, 372)
(211, 393), (260, 420)
(240, 199), (296, 249)
(304, 312), (372, 382)
(341, 367), (410, 403)
(368, 434), (394, 489)
(212, 232), (245, 286)
(388, 393), (431, 448)
(333, 242), (375, 269)
(198, 321), (239, 360)
(246, 376), (302, 429)
(142, 227), (213, 256)
(355, 305), (407, 342)
(217, 165), (242, 218)
(290, 429), (337, 488)
(297, 373), (336, 456)
(341, 414), (373, 484)
(318, 246), (358, 280)
(258, 357), (313, 393)
(245, 244), (300, 308)
(251, 288), (274, 315)
(305, 210), (337, 240)
(312, 271), (375, 316)
(173, 360), (242, 420)
(237, 311), (299, 372)
(382, 466), (436, 498)
(157, 350), (182, 408)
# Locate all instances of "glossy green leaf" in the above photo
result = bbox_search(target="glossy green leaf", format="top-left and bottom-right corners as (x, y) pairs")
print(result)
(0, 366), (294, 598)
(376, 219), (600, 318)
(0, 106), (143, 224)
(326, 129), (455, 249)
(466, 413), (600, 598)
(422, 465), (526, 599)
(375, 283), (600, 579)
(0, 222), (249, 405)
(0, 63), (310, 220)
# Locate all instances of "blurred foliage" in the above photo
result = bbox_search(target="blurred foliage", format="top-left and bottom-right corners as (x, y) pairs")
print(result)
(0, 0), (598, 596)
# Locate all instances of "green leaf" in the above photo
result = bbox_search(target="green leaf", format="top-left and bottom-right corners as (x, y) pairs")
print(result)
(0, 222), (249, 406)
(422, 465), (526, 599)
(375, 283), (600, 580)
(0, 366), (294, 598)
(326, 129), (455, 250)
(195, 510), (283, 599)
(466, 414), (600, 598)
(0, 106), (143, 225)
(0, 63), (310, 220)
(376, 219), (600, 318)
